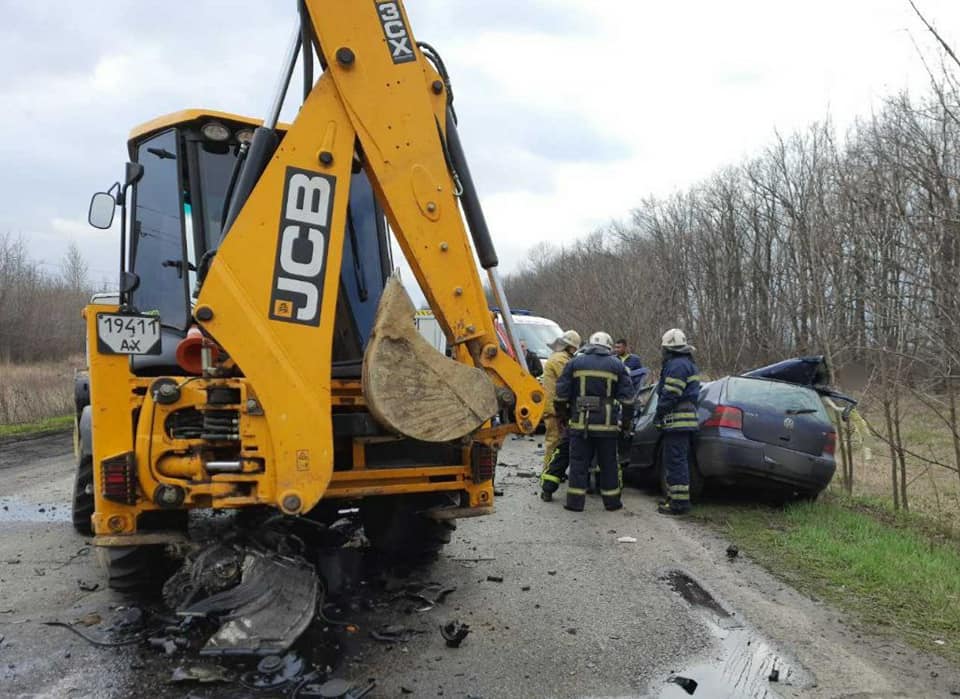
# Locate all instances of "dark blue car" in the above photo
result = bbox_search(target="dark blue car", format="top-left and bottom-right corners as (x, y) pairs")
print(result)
(623, 357), (851, 501)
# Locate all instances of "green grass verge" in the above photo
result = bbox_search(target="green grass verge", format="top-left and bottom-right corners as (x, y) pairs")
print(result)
(694, 495), (960, 662)
(0, 414), (73, 438)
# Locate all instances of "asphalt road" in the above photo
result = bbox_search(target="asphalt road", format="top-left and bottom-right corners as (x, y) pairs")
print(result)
(1, 432), (959, 698)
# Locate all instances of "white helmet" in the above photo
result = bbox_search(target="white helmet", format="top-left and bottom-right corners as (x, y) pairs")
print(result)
(588, 331), (614, 350)
(661, 328), (694, 352)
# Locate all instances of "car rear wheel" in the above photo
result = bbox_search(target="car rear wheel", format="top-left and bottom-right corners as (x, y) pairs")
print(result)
(657, 440), (705, 502)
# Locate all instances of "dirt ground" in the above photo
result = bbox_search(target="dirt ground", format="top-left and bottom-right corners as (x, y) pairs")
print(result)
(1, 432), (959, 698)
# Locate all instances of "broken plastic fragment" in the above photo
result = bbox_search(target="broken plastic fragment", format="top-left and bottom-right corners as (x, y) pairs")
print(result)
(169, 663), (232, 684)
(441, 620), (471, 648)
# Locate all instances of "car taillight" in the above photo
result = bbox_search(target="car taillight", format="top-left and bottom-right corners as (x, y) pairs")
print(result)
(101, 452), (137, 504)
(823, 430), (837, 456)
(703, 405), (743, 430)
(471, 443), (497, 484)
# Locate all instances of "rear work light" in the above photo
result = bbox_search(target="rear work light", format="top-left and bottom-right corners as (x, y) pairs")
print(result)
(101, 452), (137, 504)
(823, 430), (837, 456)
(703, 405), (743, 430)
(471, 443), (497, 484)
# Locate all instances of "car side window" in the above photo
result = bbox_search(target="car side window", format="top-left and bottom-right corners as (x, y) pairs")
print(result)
(636, 385), (658, 415)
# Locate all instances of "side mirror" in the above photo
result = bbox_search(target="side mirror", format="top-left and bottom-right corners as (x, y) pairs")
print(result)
(88, 191), (117, 229)
(125, 161), (144, 187)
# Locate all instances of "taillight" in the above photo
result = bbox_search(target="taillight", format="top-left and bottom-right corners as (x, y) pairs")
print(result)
(823, 430), (837, 456)
(101, 452), (137, 504)
(703, 405), (743, 430)
(471, 443), (497, 484)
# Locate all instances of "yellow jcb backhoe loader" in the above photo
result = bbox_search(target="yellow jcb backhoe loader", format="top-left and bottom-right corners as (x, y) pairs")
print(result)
(74, 0), (543, 651)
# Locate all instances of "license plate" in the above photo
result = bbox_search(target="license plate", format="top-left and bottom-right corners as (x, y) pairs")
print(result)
(96, 313), (162, 355)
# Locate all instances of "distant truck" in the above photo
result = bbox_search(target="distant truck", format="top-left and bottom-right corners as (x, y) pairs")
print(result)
(415, 308), (564, 363)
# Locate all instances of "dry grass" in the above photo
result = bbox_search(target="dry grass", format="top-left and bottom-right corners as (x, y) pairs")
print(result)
(0, 358), (81, 425)
(832, 397), (960, 535)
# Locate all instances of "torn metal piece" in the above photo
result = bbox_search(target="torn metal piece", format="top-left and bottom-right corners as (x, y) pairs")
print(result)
(174, 547), (318, 656)
(370, 624), (419, 643)
(440, 620), (470, 648)
(170, 663), (233, 684)
(163, 543), (243, 610)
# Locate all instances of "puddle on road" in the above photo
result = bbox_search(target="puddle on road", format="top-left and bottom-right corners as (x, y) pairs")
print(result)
(0, 497), (70, 523)
(656, 570), (812, 698)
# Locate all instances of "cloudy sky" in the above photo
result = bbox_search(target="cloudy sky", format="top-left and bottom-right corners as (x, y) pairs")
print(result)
(2, 0), (959, 289)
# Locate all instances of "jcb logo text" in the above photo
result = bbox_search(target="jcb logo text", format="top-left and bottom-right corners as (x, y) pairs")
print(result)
(269, 168), (336, 326)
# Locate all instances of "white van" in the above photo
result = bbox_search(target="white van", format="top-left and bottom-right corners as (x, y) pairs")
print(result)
(415, 309), (563, 361)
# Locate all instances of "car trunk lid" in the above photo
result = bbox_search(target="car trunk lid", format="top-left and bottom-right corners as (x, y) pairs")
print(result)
(724, 377), (832, 456)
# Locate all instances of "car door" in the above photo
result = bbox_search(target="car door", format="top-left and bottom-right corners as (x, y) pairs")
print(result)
(629, 385), (660, 468)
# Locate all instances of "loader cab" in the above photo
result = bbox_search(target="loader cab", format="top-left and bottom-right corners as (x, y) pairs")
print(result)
(94, 110), (392, 377)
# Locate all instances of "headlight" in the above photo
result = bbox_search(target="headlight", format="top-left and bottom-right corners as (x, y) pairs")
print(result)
(201, 121), (231, 142)
(236, 128), (254, 145)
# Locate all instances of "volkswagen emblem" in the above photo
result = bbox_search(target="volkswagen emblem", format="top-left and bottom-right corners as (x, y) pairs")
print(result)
(783, 417), (795, 430)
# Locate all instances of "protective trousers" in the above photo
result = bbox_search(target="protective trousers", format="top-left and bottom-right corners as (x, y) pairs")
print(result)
(661, 430), (692, 512)
(566, 434), (621, 511)
(543, 416), (563, 468)
(540, 427), (569, 495)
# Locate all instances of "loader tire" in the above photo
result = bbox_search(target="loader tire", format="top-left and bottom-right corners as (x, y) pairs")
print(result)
(101, 545), (172, 595)
(71, 455), (95, 536)
(360, 495), (456, 562)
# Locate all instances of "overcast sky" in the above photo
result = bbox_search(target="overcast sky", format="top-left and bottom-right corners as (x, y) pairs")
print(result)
(2, 1), (959, 289)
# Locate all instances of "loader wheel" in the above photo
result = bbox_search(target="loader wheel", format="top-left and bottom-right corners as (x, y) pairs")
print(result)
(71, 455), (95, 536)
(360, 495), (456, 563)
(100, 545), (174, 595)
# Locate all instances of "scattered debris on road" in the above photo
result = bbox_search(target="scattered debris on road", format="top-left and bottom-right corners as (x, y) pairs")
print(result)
(617, 536), (638, 543)
(370, 624), (419, 644)
(486, 575), (504, 583)
(440, 620), (470, 648)
(668, 675), (698, 694)
(726, 544), (739, 559)
(169, 663), (232, 684)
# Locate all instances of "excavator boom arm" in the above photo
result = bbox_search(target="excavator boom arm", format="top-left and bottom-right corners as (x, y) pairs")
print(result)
(194, 0), (543, 514)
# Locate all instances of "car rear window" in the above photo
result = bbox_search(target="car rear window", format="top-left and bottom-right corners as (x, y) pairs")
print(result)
(725, 377), (828, 419)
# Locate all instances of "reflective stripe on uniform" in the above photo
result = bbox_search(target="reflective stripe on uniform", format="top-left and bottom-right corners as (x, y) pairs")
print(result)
(663, 421), (698, 429)
(669, 485), (689, 493)
(573, 370), (619, 381)
(600, 488), (622, 496)
(664, 384), (683, 395)
(585, 424), (619, 432)
(541, 473), (561, 484)
(567, 487), (587, 495)
(664, 376), (686, 388)
(663, 412), (697, 422)
(687, 375), (701, 383)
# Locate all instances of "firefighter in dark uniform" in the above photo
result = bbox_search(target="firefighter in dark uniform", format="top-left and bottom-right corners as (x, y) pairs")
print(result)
(654, 328), (701, 515)
(554, 332), (635, 512)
